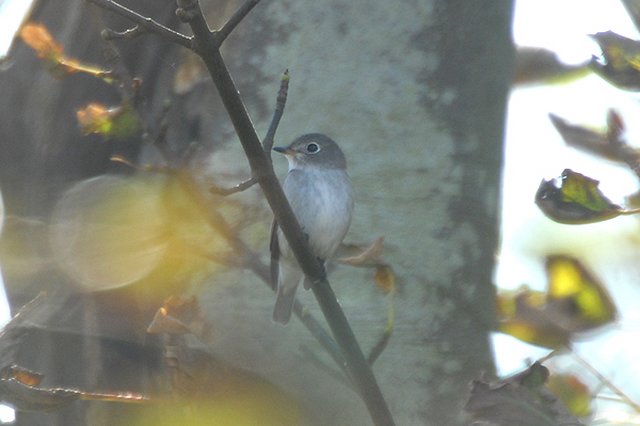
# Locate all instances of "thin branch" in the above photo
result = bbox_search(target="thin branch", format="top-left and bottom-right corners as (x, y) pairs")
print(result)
(85, 0), (192, 48)
(217, 0), (262, 44)
(101, 25), (146, 41)
(210, 69), (288, 195)
(571, 350), (640, 413)
(209, 177), (257, 195)
(263, 69), (289, 153)
(368, 287), (396, 365)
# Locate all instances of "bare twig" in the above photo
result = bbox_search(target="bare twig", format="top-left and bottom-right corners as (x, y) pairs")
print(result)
(85, 0), (192, 48)
(210, 69), (288, 195)
(209, 177), (257, 195)
(571, 350), (640, 412)
(368, 287), (395, 365)
(263, 69), (289, 153)
(101, 26), (146, 41)
(217, 0), (262, 44)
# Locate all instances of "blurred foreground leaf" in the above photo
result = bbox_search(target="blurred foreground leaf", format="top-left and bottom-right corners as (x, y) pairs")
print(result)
(76, 102), (141, 139)
(19, 22), (112, 81)
(49, 174), (222, 293)
(535, 169), (624, 224)
(590, 31), (640, 91)
(0, 364), (149, 411)
(549, 111), (640, 170)
(466, 362), (584, 426)
(545, 255), (617, 330)
(0, 295), (149, 411)
(497, 255), (617, 349)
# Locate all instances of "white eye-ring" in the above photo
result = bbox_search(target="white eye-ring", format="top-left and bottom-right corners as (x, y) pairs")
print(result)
(306, 142), (320, 154)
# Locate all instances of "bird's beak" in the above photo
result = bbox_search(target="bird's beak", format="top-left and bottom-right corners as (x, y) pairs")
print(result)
(273, 146), (294, 155)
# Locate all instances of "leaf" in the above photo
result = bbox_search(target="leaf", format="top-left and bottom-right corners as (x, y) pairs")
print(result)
(337, 236), (385, 267)
(7, 366), (43, 387)
(590, 31), (640, 91)
(76, 102), (141, 139)
(0, 369), (80, 411)
(547, 373), (593, 418)
(19, 22), (63, 61)
(497, 288), (573, 349)
(374, 265), (396, 295)
(548, 111), (640, 165)
(535, 169), (623, 224)
(496, 255), (617, 349)
(545, 255), (617, 332)
(466, 362), (585, 426)
(0, 364), (149, 411)
(19, 22), (112, 81)
(549, 114), (618, 163)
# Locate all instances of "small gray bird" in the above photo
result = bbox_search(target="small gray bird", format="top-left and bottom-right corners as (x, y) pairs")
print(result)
(270, 134), (354, 324)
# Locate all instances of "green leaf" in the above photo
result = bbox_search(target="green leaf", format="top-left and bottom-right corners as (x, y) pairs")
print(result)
(76, 102), (140, 139)
(590, 31), (640, 91)
(535, 169), (622, 224)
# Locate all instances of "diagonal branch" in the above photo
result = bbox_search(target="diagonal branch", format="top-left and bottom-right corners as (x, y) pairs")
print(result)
(209, 69), (288, 195)
(89, 1), (395, 424)
(85, 0), (192, 48)
(217, 0), (262, 44)
(176, 2), (395, 425)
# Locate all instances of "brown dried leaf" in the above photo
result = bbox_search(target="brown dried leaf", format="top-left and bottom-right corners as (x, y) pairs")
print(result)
(466, 362), (584, 426)
(20, 22), (112, 80)
(338, 236), (385, 267)
(19, 22), (63, 60)
(374, 265), (396, 294)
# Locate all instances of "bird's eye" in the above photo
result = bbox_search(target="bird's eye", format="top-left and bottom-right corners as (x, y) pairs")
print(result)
(306, 142), (320, 153)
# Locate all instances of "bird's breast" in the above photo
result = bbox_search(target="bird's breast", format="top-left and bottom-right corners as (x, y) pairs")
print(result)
(281, 168), (353, 260)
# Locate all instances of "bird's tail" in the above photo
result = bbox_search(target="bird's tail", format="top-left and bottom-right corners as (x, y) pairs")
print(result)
(273, 285), (297, 324)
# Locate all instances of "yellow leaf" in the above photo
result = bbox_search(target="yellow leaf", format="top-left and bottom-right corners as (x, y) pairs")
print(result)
(546, 255), (617, 329)
(496, 255), (617, 349)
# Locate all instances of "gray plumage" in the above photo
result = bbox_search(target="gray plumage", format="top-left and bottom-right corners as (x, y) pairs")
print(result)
(271, 134), (354, 324)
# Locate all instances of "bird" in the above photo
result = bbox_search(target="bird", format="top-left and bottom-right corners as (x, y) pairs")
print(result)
(270, 133), (354, 324)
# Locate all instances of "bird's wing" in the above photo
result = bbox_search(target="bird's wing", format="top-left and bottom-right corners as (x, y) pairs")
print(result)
(269, 219), (279, 291)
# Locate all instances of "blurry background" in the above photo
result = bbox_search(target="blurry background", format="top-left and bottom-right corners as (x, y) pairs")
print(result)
(15, 0), (640, 424)
(496, 0), (640, 424)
